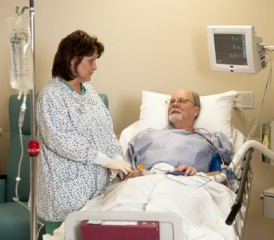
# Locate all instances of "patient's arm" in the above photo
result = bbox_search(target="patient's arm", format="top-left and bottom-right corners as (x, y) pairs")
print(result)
(206, 171), (221, 176)
(125, 169), (142, 179)
(126, 164), (198, 178)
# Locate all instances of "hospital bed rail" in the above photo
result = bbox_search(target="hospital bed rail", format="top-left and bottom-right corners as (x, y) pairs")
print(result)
(226, 140), (274, 240)
(226, 148), (253, 240)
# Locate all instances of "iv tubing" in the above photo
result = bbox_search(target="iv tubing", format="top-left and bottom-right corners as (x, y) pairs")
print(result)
(14, 94), (27, 202)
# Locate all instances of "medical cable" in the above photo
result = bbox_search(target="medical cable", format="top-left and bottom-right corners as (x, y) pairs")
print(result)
(149, 164), (214, 188)
(191, 129), (244, 190)
(149, 164), (237, 190)
(150, 165), (170, 174)
(194, 127), (212, 141)
(192, 129), (227, 170)
(193, 129), (249, 188)
(246, 47), (272, 140)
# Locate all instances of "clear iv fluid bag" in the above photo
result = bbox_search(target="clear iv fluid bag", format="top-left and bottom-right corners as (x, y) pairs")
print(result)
(7, 16), (34, 91)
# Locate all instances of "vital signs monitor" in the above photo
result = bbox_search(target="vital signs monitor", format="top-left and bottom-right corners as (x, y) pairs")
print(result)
(207, 25), (266, 74)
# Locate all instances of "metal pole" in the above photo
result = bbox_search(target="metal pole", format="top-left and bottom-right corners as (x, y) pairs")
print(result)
(29, 0), (38, 239)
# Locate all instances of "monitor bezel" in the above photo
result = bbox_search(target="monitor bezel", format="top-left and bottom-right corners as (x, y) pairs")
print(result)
(207, 25), (263, 74)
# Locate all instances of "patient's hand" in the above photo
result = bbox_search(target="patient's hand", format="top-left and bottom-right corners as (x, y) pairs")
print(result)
(125, 169), (143, 179)
(175, 165), (197, 176)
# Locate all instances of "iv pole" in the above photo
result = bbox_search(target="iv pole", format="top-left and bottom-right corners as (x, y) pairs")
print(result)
(28, 0), (39, 239)
(15, 1), (39, 239)
(27, 0), (39, 239)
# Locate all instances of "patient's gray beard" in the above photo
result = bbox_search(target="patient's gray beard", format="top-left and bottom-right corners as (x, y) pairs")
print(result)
(168, 113), (183, 124)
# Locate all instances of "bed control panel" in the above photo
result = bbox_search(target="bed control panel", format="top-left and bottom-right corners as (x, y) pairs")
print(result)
(81, 220), (160, 240)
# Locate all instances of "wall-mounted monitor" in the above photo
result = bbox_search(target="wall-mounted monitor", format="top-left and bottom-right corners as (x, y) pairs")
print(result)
(207, 25), (266, 74)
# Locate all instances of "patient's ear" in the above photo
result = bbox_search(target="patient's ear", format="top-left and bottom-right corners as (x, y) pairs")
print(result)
(194, 106), (200, 119)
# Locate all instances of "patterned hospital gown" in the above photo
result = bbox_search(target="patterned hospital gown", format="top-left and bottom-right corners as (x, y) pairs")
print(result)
(35, 78), (123, 222)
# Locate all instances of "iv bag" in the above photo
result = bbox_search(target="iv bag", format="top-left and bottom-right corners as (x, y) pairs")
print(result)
(7, 15), (34, 92)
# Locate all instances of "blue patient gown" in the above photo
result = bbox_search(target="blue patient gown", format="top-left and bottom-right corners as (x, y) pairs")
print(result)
(127, 127), (234, 172)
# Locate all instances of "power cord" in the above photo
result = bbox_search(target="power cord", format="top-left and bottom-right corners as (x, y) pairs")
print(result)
(247, 47), (272, 140)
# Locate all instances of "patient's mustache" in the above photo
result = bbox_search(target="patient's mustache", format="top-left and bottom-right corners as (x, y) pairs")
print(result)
(170, 109), (183, 114)
(169, 109), (184, 123)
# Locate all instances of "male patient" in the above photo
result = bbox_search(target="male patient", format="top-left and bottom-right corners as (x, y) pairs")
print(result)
(125, 87), (234, 178)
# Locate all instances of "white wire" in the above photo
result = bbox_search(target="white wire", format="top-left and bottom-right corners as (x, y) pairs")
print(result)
(246, 49), (272, 140)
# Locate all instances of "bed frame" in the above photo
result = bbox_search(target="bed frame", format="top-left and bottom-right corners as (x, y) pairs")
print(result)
(226, 148), (253, 240)
(63, 147), (255, 240)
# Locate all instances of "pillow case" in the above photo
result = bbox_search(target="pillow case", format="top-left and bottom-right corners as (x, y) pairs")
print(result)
(139, 90), (238, 140)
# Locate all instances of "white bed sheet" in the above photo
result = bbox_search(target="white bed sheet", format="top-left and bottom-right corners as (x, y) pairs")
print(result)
(44, 173), (236, 240)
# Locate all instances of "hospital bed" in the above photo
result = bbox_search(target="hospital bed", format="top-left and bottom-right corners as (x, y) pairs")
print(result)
(48, 90), (262, 240)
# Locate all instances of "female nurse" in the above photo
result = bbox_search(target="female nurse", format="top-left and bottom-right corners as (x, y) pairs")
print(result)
(34, 30), (132, 234)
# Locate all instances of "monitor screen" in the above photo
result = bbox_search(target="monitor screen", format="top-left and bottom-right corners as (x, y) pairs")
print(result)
(214, 34), (247, 66)
(207, 25), (265, 74)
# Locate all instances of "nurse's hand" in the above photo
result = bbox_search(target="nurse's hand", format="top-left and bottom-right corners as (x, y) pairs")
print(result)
(110, 170), (128, 181)
(102, 157), (133, 175)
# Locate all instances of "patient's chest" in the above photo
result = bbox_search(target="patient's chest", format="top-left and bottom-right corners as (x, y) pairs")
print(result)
(133, 129), (214, 172)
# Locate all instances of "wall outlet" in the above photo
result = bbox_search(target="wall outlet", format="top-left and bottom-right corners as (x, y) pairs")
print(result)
(234, 91), (254, 109)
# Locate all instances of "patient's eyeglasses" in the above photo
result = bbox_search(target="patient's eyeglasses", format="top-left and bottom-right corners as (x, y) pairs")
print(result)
(165, 98), (194, 106)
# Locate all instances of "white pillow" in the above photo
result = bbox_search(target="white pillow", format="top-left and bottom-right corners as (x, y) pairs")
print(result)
(139, 90), (238, 139)
(139, 91), (170, 129)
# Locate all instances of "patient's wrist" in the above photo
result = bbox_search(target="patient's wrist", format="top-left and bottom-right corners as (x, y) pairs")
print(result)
(206, 171), (221, 176)
(125, 170), (142, 179)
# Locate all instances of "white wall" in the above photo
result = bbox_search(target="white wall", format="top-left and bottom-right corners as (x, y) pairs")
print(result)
(1, 0), (274, 239)
(1, 0), (274, 135)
